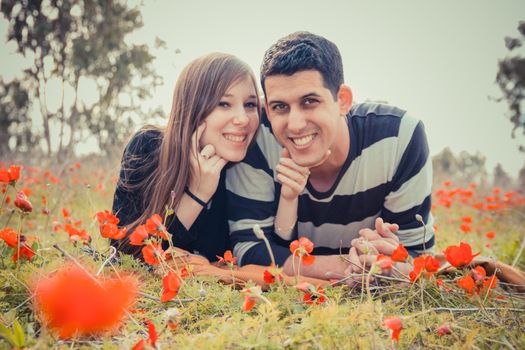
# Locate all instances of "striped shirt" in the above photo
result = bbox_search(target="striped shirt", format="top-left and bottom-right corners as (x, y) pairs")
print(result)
(226, 103), (435, 266)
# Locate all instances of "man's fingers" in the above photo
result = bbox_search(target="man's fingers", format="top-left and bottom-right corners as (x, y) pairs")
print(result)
(276, 163), (308, 184)
(348, 247), (363, 272)
(368, 240), (397, 255)
(352, 239), (379, 256)
(276, 173), (304, 193)
(359, 228), (381, 241)
(375, 217), (399, 240)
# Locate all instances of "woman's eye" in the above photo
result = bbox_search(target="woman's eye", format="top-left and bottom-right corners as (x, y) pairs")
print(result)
(245, 102), (257, 109)
(219, 101), (230, 108)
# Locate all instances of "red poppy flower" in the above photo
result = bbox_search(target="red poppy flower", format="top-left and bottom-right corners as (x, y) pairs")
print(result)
(444, 242), (479, 268)
(290, 236), (314, 255)
(243, 295), (257, 312)
(0, 227), (18, 248)
(290, 237), (316, 266)
(14, 191), (33, 213)
(142, 243), (165, 266)
(457, 274), (477, 295)
(461, 216), (473, 223)
(471, 266), (486, 282)
(33, 264), (138, 339)
(376, 254), (393, 270)
(145, 214), (168, 240)
(436, 278), (452, 292)
(12, 244), (35, 262)
(216, 250), (237, 266)
(64, 224), (91, 243)
(391, 244), (409, 262)
(485, 231), (496, 239)
(240, 287), (261, 312)
(129, 225), (149, 246)
(383, 316), (403, 342)
(424, 255), (440, 273)
(459, 223), (471, 233)
(303, 287), (326, 305)
(0, 165), (21, 185)
(436, 324), (452, 336)
(161, 270), (182, 302)
(100, 223), (127, 240)
(96, 210), (119, 225)
(263, 270), (276, 284)
(409, 256), (426, 282)
(62, 208), (71, 219)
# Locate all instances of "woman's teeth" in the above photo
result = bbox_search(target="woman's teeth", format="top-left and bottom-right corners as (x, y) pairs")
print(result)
(224, 134), (246, 142)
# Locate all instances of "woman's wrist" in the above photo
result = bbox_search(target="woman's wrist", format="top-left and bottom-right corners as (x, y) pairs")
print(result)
(184, 187), (209, 207)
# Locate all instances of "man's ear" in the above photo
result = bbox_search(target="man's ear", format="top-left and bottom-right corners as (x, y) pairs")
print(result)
(337, 85), (353, 116)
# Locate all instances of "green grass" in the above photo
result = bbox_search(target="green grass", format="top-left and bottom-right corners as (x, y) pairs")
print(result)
(1, 164), (524, 349)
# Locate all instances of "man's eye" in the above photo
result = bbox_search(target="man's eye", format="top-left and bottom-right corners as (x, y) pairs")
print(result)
(303, 98), (318, 106)
(219, 101), (230, 108)
(272, 103), (287, 111)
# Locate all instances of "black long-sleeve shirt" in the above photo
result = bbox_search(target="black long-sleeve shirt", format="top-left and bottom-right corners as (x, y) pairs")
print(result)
(111, 129), (231, 262)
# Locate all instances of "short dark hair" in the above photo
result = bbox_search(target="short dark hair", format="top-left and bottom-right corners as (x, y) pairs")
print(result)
(260, 31), (344, 100)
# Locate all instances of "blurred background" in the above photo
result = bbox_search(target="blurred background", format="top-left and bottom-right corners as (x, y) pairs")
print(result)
(0, 0), (524, 191)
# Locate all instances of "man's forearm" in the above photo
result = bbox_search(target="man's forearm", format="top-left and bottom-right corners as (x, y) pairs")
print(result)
(282, 254), (349, 280)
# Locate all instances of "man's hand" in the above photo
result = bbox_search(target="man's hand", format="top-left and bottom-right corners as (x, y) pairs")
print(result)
(343, 217), (412, 286)
(275, 148), (310, 201)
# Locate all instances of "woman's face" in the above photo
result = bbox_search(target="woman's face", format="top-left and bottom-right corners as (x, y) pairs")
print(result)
(199, 76), (259, 162)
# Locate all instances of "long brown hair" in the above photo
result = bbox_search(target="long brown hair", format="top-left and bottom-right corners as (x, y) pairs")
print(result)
(117, 53), (259, 255)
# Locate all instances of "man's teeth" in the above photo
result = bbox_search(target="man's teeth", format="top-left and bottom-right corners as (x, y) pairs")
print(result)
(292, 135), (315, 146)
(224, 134), (246, 142)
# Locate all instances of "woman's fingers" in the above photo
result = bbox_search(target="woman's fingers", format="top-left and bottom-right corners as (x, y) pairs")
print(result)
(191, 123), (207, 158)
(200, 144), (215, 160)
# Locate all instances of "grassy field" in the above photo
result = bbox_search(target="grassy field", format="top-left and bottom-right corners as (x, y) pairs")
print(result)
(0, 161), (524, 349)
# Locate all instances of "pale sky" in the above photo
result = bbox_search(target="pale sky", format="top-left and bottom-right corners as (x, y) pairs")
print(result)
(1, 0), (524, 177)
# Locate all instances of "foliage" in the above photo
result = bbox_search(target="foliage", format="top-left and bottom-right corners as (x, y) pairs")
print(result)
(0, 0), (162, 159)
(497, 21), (525, 152)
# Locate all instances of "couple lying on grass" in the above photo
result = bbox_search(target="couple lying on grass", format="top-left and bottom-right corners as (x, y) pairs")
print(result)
(111, 31), (525, 290)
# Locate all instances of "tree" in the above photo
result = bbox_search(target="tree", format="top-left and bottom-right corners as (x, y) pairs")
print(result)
(1, 0), (162, 160)
(496, 21), (525, 152)
(493, 163), (513, 190)
(0, 78), (37, 156)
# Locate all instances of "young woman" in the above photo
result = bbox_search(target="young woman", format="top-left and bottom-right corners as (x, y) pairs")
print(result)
(112, 53), (260, 262)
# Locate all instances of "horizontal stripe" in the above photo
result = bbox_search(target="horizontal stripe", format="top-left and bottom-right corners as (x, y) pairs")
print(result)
(384, 158), (432, 213)
(233, 241), (261, 265)
(382, 195), (432, 229)
(397, 214), (435, 247)
(298, 184), (388, 226)
(225, 163), (275, 202)
(228, 216), (275, 236)
(390, 120), (429, 193)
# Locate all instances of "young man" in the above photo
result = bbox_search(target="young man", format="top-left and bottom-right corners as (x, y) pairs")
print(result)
(226, 32), (434, 280)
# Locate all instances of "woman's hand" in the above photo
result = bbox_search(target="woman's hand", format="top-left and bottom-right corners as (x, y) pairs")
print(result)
(188, 123), (228, 203)
(275, 148), (310, 201)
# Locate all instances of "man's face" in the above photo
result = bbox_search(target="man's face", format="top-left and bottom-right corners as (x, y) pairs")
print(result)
(264, 70), (345, 168)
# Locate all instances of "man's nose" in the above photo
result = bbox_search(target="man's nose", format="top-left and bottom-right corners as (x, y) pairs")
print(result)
(287, 108), (307, 133)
